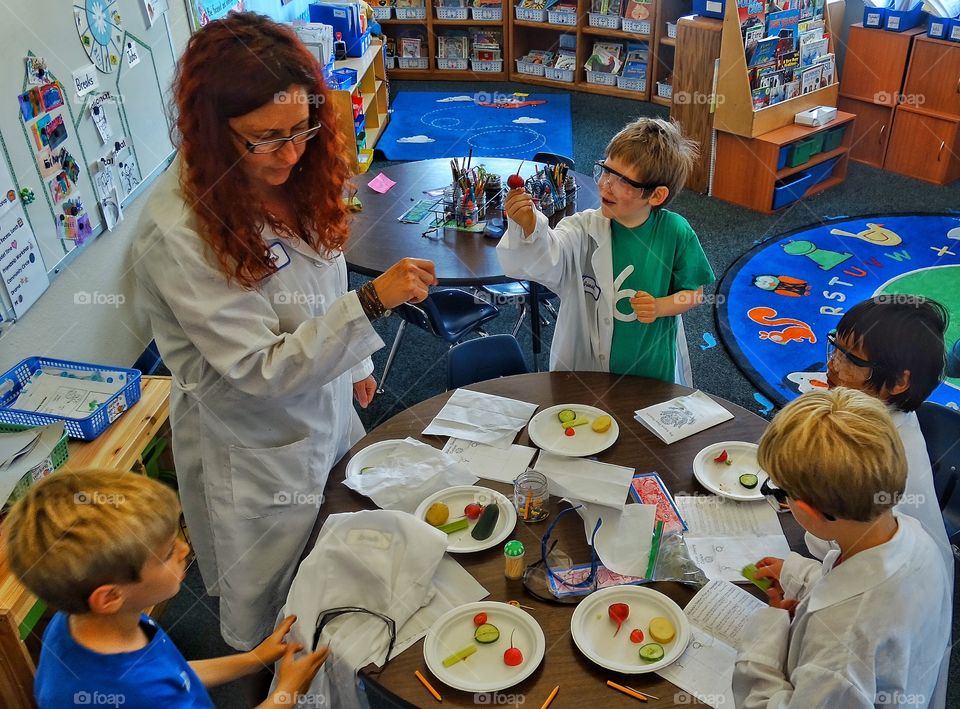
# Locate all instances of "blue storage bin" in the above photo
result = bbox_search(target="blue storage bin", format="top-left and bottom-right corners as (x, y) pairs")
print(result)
(777, 145), (790, 171)
(0, 357), (142, 440)
(309, 3), (369, 56)
(949, 17), (960, 41)
(331, 67), (358, 90)
(885, 4), (926, 31)
(693, 0), (725, 19)
(863, 5), (886, 27)
(806, 155), (841, 186)
(354, 113), (366, 135)
(928, 15), (951, 39)
(771, 171), (814, 210)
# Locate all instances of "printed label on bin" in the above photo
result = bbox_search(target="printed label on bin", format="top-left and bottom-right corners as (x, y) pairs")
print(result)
(706, 0), (722, 11)
(107, 394), (127, 423)
(888, 16), (900, 29)
(932, 21), (944, 34)
(952, 25), (960, 39)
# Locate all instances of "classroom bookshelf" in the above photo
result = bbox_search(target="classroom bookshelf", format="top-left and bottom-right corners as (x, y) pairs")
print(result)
(378, 0), (689, 102)
(331, 38), (390, 173)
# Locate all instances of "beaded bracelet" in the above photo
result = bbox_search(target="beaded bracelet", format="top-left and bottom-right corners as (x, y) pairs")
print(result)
(358, 281), (391, 321)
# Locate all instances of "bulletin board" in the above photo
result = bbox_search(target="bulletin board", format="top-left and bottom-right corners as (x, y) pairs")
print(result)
(0, 0), (178, 322)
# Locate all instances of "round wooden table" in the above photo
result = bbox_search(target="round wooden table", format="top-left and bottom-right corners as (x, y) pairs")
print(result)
(344, 158), (600, 364)
(313, 372), (801, 707)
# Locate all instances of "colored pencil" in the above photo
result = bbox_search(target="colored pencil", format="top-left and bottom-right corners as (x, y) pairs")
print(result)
(415, 670), (442, 702)
(540, 686), (559, 709)
(606, 680), (648, 702)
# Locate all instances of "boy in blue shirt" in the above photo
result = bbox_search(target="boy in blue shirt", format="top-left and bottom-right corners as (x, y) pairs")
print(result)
(4, 469), (328, 708)
(498, 117), (714, 383)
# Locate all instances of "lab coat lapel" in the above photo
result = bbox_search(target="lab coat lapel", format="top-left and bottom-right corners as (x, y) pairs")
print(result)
(590, 213), (614, 363)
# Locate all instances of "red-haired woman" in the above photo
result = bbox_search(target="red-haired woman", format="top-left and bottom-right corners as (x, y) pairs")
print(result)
(132, 12), (436, 650)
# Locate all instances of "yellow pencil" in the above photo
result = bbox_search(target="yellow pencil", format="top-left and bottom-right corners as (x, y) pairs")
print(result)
(415, 670), (442, 702)
(606, 680), (648, 702)
(540, 685), (559, 709)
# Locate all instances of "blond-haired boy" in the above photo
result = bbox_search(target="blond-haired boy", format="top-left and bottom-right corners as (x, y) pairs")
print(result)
(3, 469), (328, 708)
(734, 388), (951, 708)
(497, 117), (714, 383)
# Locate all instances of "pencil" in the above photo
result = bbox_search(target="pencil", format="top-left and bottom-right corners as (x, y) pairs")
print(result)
(415, 670), (442, 702)
(540, 686), (559, 709)
(606, 680), (648, 702)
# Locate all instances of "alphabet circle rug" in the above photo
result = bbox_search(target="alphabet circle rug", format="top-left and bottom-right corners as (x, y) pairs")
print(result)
(716, 214), (960, 410)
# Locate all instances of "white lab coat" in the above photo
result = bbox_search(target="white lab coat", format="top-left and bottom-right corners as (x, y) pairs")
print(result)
(734, 514), (951, 709)
(496, 208), (693, 385)
(132, 159), (384, 649)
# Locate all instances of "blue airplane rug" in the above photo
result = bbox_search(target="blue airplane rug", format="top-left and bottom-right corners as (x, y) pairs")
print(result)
(716, 213), (960, 410)
(377, 91), (573, 161)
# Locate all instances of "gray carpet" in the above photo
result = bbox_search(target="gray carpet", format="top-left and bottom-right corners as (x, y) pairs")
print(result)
(161, 80), (960, 706)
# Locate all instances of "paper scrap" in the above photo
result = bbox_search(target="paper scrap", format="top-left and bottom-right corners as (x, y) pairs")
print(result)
(423, 389), (538, 449)
(634, 390), (734, 444)
(441, 438), (536, 484)
(368, 172), (396, 194)
(534, 451), (634, 508)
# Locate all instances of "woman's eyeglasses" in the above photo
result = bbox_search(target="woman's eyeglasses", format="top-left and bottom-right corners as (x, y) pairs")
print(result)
(312, 606), (396, 671)
(593, 160), (660, 193)
(241, 124), (323, 154)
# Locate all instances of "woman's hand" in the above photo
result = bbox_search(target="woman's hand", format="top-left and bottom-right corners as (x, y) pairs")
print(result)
(372, 258), (437, 309)
(504, 187), (537, 237)
(353, 376), (377, 408)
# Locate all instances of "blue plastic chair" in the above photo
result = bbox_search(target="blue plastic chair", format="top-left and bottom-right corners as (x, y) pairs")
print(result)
(377, 289), (499, 393)
(480, 281), (559, 336)
(132, 340), (169, 376)
(916, 401), (960, 552)
(447, 334), (530, 390)
(947, 339), (960, 378)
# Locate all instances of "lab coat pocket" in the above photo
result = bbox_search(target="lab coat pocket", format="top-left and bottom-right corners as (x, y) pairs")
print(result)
(229, 436), (321, 519)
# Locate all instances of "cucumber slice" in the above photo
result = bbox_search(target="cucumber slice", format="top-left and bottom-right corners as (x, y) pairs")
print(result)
(474, 623), (500, 643)
(438, 518), (469, 534)
(558, 409), (576, 423)
(739, 473), (759, 489)
(442, 644), (477, 667)
(639, 643), (665, 662)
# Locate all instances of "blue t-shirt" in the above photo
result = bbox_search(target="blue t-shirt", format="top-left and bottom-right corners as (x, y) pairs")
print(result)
(35, 612), (214, 709)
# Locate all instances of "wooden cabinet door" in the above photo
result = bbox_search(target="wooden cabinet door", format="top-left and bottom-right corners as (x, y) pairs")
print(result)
(903, 39), (960, 117)
(841, 25), (916, 103)
(884, 107), (960, 184)
(838, 97), (894, 167)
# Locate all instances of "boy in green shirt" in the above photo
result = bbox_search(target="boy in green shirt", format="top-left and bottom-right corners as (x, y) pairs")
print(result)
(498, 118), (714, 382)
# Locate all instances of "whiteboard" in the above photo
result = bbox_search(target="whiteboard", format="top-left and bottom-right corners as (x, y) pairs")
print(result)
(0, 0), (178, 322)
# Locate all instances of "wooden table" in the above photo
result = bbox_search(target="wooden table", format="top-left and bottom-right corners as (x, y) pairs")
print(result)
(0, 376), (172, 708)
(344, 158), (599, 364)
(315, 372), (802, 707)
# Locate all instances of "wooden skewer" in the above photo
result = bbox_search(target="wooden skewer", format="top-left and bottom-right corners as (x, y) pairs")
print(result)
(606, 680), (648, 702)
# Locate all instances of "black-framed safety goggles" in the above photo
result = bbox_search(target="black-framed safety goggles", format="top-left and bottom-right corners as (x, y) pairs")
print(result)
(522, 505), (602, 604)
(312, 606), (397, 672)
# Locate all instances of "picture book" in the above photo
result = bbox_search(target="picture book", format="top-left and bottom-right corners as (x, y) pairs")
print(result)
(554, 51), (577, 70)
(399, 36), (422, 57)
(784, 79), (800, 99)
(749, 36), (778, 66)
(778, 49), (800, 76)
(766, 8), (800, 49)
(590, 0), (622, 14)
(622, 44), (648, 79)
(800, 63), (823, 94)
(800, 36), (828, 67)
(815, 53), (835, 86)
(623, 0), (653, 20)
(738, 0), (766, 25)
(743, 22), (765, 56)
(751, 86), (770, 109)
(584, 41), (624, 73)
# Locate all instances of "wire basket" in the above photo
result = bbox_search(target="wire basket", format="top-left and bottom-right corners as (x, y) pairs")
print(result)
(547, 9), (577, 24)
(515, 6), (547, 21)
(398, 56), (429, 69)
(395, 6), (426, 18)
(544, 66), (575, 82)
(471, 59), (504, 72)
(588, 12), (621, 29)
(0, 357), (142, 440)
(617, 75), (647, 92)
(472, 5), (502, 19)
(666, 21), (677, 38)
(437, 57), (469, 70)
(516, 59), (547, 76)
(656, 81), (673, 99)
(371, 5), (393, 19)
(586, 70), (618, 86)
(436, 6), (469, 19)
(622, 18), (652, 34)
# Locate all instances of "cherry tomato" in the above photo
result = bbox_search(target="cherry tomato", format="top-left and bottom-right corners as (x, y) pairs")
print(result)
(504, 647), (523, 666)
(564, 427), (575, 437)
(507, 174), (525, 189)
(473, 612), (487, 627)
(630, 628), (644, 644)
(465, 503), (483, 520)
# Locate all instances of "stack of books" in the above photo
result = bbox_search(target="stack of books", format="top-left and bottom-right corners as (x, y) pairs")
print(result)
(469, 28), (502, 61)
(740, 0), (836, 109)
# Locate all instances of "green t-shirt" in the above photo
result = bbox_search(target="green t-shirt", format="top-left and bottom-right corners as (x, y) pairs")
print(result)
(609, 209), (715, 382)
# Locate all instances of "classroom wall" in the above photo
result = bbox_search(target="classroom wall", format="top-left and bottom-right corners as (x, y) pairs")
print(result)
(0, 9), (193, 373)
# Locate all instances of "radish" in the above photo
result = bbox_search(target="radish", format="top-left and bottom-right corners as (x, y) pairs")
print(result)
(608, 603), (630, 637)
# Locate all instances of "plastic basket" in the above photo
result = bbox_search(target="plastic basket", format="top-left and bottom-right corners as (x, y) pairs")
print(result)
(863, 5), (885, 27)
(586, 70), (618, 86)
(588, 12), (621, 29)
(436, 6), (469, 19)
(471, 59), (503, 72)
(884, 4), (926, 31)
(0, 357), (142, 440)
(398, 56), (429, 69)
(515, 6), (547, 21)
(622, 18), (652, 34)
(516, 59), (547, 76)
(472, 5), (502, 19)
(544, 66), (575, 82)
(385, 54), (396, 69)
(666, 20), (677, 38)
(371, 5), (392, 19)
(547, 9), (577, 24)
(437, 57), (469, 70)
(0, 421), (70, 506)
(395, 6), (427, 18)
(617, 75), (647, 92)
(950, 18), (960, 41)
(928, 16), (950, 39)
(656, 81), (672, 99)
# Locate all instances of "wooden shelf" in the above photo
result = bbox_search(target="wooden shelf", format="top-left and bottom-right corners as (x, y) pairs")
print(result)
(433, 69), (507, 80)
(651, 95), (671, 107)
(512, 19), (575, 31)
(508, 73), (578, 89)
(758, 111), (856, 147)
(775, 146), (848, 180)
(432, 18), (503, 25)
(332, 39), (389, 173)
(576, 80), (649, 101)
(581, 25), (652, 41)
(378, 17), (429, 24)
(659, 36), (675, 46)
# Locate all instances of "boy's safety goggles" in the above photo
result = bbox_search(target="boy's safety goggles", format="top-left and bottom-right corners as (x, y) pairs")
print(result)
(593, 161), (660, 192)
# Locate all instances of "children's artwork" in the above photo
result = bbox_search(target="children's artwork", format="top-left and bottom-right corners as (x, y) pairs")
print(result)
(116, 155), (140, 197)
(92, 162), (116, 203)
(60, 197), (94, 245)
(59, 149), (81, 186)
(125, 40), (141, 68)
(49, 171), (71, 204)
(31, 114), (52, 150)
(25, 56), (51, 86)
(91, 104), (113, 142)
(143, 0), (170, 26)
(99, 184), (123, 231)
(17, 89), (42, 122)
(34, 147), (62, 179)
(44, 115), (68, 151)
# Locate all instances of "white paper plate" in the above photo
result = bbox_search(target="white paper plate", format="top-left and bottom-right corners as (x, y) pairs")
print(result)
(570, 586), (690, 674)
(693, 441), (768, 501)
(527, 404), (619, 457)
(424, 601), (545, 692)
(414, 485), (517, 553)
(345, 439), (407, 481)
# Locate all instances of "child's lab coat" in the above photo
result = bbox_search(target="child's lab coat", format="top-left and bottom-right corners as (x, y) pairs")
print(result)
(132, 160), (384, 649)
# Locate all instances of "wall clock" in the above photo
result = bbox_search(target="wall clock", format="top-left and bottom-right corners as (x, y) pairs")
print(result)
(74, 0), (124, 74)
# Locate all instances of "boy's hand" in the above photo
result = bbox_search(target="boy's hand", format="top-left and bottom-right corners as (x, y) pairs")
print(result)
(267, 644), (330, 707)
(765, 585), (799, 616)
(504, 187), (537, 237)
(754, 557), (798, 615)
(630, 291), (659, 323)
(252, 615), (300, 666)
